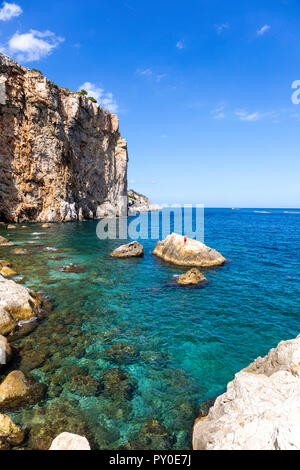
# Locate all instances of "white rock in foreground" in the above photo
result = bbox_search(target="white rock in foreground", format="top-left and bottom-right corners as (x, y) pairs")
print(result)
(193, 335), (300, 450)
(153, 233), (225, 267)
(49, 432), (91, 450)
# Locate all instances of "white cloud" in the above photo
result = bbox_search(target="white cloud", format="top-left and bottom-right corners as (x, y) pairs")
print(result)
(0, 2), (22, 21)
(7, 29), (64, 61)
(176, 40), (185, 50)
(79, 82), (119, 113)
(235, 110), (276, 121)
(235, 110), (260, 121)
(257, 25), (271, 36)
(215, 23), (229, 34)
(211, 104), (225, 119)
(137, 68), (166, 82)
(137, 68), (152, 76)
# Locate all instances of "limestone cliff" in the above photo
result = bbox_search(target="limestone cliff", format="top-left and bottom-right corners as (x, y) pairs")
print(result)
(128, 189), (161, 215)
(0, 53), (128, 222)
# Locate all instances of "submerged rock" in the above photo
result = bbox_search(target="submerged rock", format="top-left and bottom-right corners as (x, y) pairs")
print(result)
(68, 375), (100, 396)
(11, 248), (30, 255)
(137, 419), (175, 450)
(100, 368), (137, 400)
(110, 241), (144, 258)
(193, 334), (300, 450)
(26, 398), (95, 450)
(0, 370), (46, 410)
(105, 342), (140, 365)
(60, 263), (85, 273)
(177, 268), (206, 286)
(49, 432), (91, 450)
(153, 233), (225, 267)
(0, 414), (26, 448)
(0, 236), (13, 246)
(19, 350), (48, 373)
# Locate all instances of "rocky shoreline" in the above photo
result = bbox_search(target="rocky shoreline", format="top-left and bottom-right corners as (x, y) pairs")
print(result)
(0, 227), (297, 450)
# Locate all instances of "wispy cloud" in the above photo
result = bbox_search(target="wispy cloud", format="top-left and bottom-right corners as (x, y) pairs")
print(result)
(215, 23), (229, 34)
(4, 29), (64, 61)
(211, 104), (225, 119)
(0, 2), (22, 21)
(176, 40), (185, 50)
(235, 110), (276, 121)
(257, 24), (271, 36)
(79, 82), (119, 113)
(137, 68), (166, 82)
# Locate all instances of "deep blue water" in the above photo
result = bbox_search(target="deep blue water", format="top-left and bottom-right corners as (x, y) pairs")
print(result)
(1, 208), (299, 449)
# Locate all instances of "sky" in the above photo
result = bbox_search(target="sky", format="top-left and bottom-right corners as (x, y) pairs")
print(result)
(0, 0), (300, 208)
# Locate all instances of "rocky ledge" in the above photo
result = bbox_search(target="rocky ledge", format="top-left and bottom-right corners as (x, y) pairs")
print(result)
(193, 334), (300, 450)
(128, 189), (161, 215)
(153, 233), (226, 267)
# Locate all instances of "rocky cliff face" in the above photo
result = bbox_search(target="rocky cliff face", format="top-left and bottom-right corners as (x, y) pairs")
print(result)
(0, 53), (128, 222)
(193, 335), (300, 450)
(128, 189), (161, 215)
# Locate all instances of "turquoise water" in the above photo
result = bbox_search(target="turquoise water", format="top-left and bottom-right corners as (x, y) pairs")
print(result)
(0, 208), (300, 449)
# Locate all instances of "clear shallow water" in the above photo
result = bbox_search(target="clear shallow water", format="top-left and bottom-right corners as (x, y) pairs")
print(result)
(0, 208), (300, 449)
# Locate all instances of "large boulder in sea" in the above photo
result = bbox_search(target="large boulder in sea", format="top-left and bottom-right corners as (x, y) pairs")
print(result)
(0, 275), (43, 336)
(153, 233), (225, 267)
(49, 432), (91, 450)
(110, 241), (144, 258)
(0, 370), (46, 410)
(193, 335), (300, 450)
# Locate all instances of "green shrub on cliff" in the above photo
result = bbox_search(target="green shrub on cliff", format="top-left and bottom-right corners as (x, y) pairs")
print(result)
(88, 96), (97, 103)
(78, 89), (88, 96)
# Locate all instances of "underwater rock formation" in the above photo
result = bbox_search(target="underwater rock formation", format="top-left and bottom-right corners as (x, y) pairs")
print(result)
(193, 334), (300, 450)
(153, 233), (225, 267)
(0, 52), (128, 222)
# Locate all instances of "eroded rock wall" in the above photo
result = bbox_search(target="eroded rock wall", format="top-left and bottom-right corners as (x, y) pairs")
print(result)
(0, 53), (128, 222)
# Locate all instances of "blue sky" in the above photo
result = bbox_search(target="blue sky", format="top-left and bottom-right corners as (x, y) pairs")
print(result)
(0, 0), (300, 207)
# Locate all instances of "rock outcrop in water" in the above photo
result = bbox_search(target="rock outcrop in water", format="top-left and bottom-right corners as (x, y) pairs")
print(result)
(0, 52), (128, 222)
(193, 335), (300, 450)
(110, 241), (144, 258)
(128, 189), (161, 215)
(153, 233), (225, 267)
(177, 268), (206, 285)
